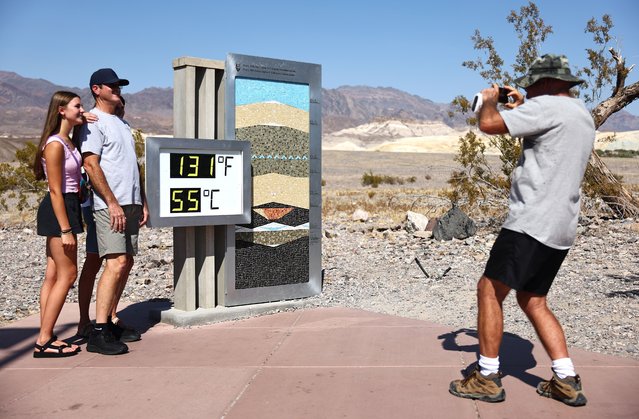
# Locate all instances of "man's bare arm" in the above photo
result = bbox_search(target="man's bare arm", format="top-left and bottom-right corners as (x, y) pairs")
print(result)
(83, 152), (126, 232)
(478, 84), (510, 135)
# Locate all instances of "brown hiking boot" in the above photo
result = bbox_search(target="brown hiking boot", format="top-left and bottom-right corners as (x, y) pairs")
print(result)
(537, 372), (587, 407)
(449, 366), (506, 402)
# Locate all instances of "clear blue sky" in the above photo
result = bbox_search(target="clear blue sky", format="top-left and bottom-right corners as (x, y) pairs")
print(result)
(1, 0), (638, 115)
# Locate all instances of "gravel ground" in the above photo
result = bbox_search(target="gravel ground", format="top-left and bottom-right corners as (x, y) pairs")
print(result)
(314, 213), (639, 360)
(1, 210), (638, 360)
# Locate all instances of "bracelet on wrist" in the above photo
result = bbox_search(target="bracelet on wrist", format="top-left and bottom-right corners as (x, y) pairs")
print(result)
(60, 228), (72, 234)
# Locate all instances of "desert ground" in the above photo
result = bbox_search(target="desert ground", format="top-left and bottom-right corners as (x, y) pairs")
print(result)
(2, 137), (638, 224)
(1, 139), (638, 361)
(2, 135), (638, 224)
(321, 150), (639, 191)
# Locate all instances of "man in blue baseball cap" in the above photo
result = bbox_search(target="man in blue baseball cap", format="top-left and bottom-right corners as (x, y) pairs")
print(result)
(79, 68), (148, 355)
(89, 68), (129, 88)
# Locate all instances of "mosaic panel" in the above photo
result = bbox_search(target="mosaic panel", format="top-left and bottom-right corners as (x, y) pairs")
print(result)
(234, 77), (310, 288)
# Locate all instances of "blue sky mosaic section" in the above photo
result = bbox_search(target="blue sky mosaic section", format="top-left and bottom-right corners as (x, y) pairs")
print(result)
(236, 78), (309, 111)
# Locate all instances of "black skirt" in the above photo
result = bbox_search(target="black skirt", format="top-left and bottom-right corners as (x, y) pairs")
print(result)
(36, 192), (84, 237)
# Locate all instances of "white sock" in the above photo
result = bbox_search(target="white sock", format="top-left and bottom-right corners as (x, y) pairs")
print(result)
(552, 358), (576, 379)
(479, 355), (500, 376)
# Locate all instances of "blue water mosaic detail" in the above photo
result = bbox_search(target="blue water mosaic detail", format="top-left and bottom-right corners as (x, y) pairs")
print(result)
(236, 78), (309, 111)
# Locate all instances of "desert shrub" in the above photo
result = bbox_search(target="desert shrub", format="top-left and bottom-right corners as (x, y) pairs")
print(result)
(582, 167), (624, 199)
(0, 142), (47, 210)
(362, 170), (383, 188)
(444, 131), (517, 214)
(133, 129), (146, 183)
(595, 149), (639, 158)
(383, 175), (397, 185)
(133, 129), (145, 159)
(361, 171), (417, 188)
(0, 129), (147, 212)
(322, 188), (450, 223)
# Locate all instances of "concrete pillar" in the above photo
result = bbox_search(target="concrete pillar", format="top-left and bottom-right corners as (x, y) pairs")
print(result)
(172, 57), (225, 310)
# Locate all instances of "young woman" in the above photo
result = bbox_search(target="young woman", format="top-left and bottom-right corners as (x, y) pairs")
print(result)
(32, 91), (86, 357)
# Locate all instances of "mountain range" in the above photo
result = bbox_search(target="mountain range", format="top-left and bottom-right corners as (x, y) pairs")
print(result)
(1, 70), (638, 139)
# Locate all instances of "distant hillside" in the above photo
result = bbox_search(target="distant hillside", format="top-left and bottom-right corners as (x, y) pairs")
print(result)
(0, 71), (172, 136)
(0, 70), (638, 138)
(322, 86), (467, 133)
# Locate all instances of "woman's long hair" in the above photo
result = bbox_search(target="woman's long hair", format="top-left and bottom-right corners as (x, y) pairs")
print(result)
(33, 91), (80, 180)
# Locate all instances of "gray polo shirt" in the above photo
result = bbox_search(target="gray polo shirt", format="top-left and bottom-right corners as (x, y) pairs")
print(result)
(500, 95), (595, 249)
(79, 108), (142, 211)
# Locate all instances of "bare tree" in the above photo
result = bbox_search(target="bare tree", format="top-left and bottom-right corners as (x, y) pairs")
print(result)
(450, 1), (639, 218)
(586, 48), (639, 217)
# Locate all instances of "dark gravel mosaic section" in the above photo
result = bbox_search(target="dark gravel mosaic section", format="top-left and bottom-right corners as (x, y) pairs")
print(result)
(239, 205), (309, 229)
(236, 125), (309, 177)
(235, 236), (309, 289)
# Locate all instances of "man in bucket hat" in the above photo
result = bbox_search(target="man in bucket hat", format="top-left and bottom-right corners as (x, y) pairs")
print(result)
(448, 54), (594, 407)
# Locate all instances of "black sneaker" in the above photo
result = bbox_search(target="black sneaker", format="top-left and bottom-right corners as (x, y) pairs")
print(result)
(108, 318), (142, 343)
(87, 326), (129, 355)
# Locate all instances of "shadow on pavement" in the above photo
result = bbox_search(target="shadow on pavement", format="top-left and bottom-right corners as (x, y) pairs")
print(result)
(0, 323), (76, 368)
(0, 299), (173, 368)
(438, 328), (544, 388)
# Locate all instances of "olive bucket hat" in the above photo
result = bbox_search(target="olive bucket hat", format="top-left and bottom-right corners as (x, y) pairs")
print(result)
(514, 54), (585, 88)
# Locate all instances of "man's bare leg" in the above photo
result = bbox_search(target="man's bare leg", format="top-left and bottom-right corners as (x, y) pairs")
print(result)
(94, 254), (128, 324)
(109, 256), (134, 319)
(477, 276), (511, 358)
(516, 291), (569, 360)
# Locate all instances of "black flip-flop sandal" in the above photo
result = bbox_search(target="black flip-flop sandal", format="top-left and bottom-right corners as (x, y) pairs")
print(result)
(33, 335), (80, 358)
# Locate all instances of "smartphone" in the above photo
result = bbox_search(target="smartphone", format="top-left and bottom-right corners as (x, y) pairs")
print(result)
(498, 87), (509, 104)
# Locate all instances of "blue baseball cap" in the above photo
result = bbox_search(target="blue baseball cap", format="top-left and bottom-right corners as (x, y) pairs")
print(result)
(89, 68), (129, 87)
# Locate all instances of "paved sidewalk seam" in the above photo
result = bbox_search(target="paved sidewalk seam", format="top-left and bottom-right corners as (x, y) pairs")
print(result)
(220, 311), (304, 418)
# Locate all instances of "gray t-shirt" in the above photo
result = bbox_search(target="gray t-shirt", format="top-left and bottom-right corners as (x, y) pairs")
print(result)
(79, 108), (142, 211)
(500, 95), (595, 249)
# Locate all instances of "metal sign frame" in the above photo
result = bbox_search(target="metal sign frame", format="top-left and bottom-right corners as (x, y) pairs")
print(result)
(222, 53), (322, 305)
(145, 136), (251, 227)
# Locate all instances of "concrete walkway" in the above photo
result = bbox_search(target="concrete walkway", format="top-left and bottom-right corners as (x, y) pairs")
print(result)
(1, 302), (637, 418)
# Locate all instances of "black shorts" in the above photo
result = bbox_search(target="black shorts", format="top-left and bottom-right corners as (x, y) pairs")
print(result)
(483, 228), (568, 296)
(82, 205), (98, 254)
(36, 192), (84, 237)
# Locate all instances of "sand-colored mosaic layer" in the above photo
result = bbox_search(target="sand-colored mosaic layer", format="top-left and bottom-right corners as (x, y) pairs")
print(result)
(253, 173), (309, 208)
(236, 102), (309, 132)
(236, 230), (309, 247)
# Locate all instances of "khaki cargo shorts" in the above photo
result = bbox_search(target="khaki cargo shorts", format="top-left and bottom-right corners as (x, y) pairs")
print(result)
(94, 205), (142, 258)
